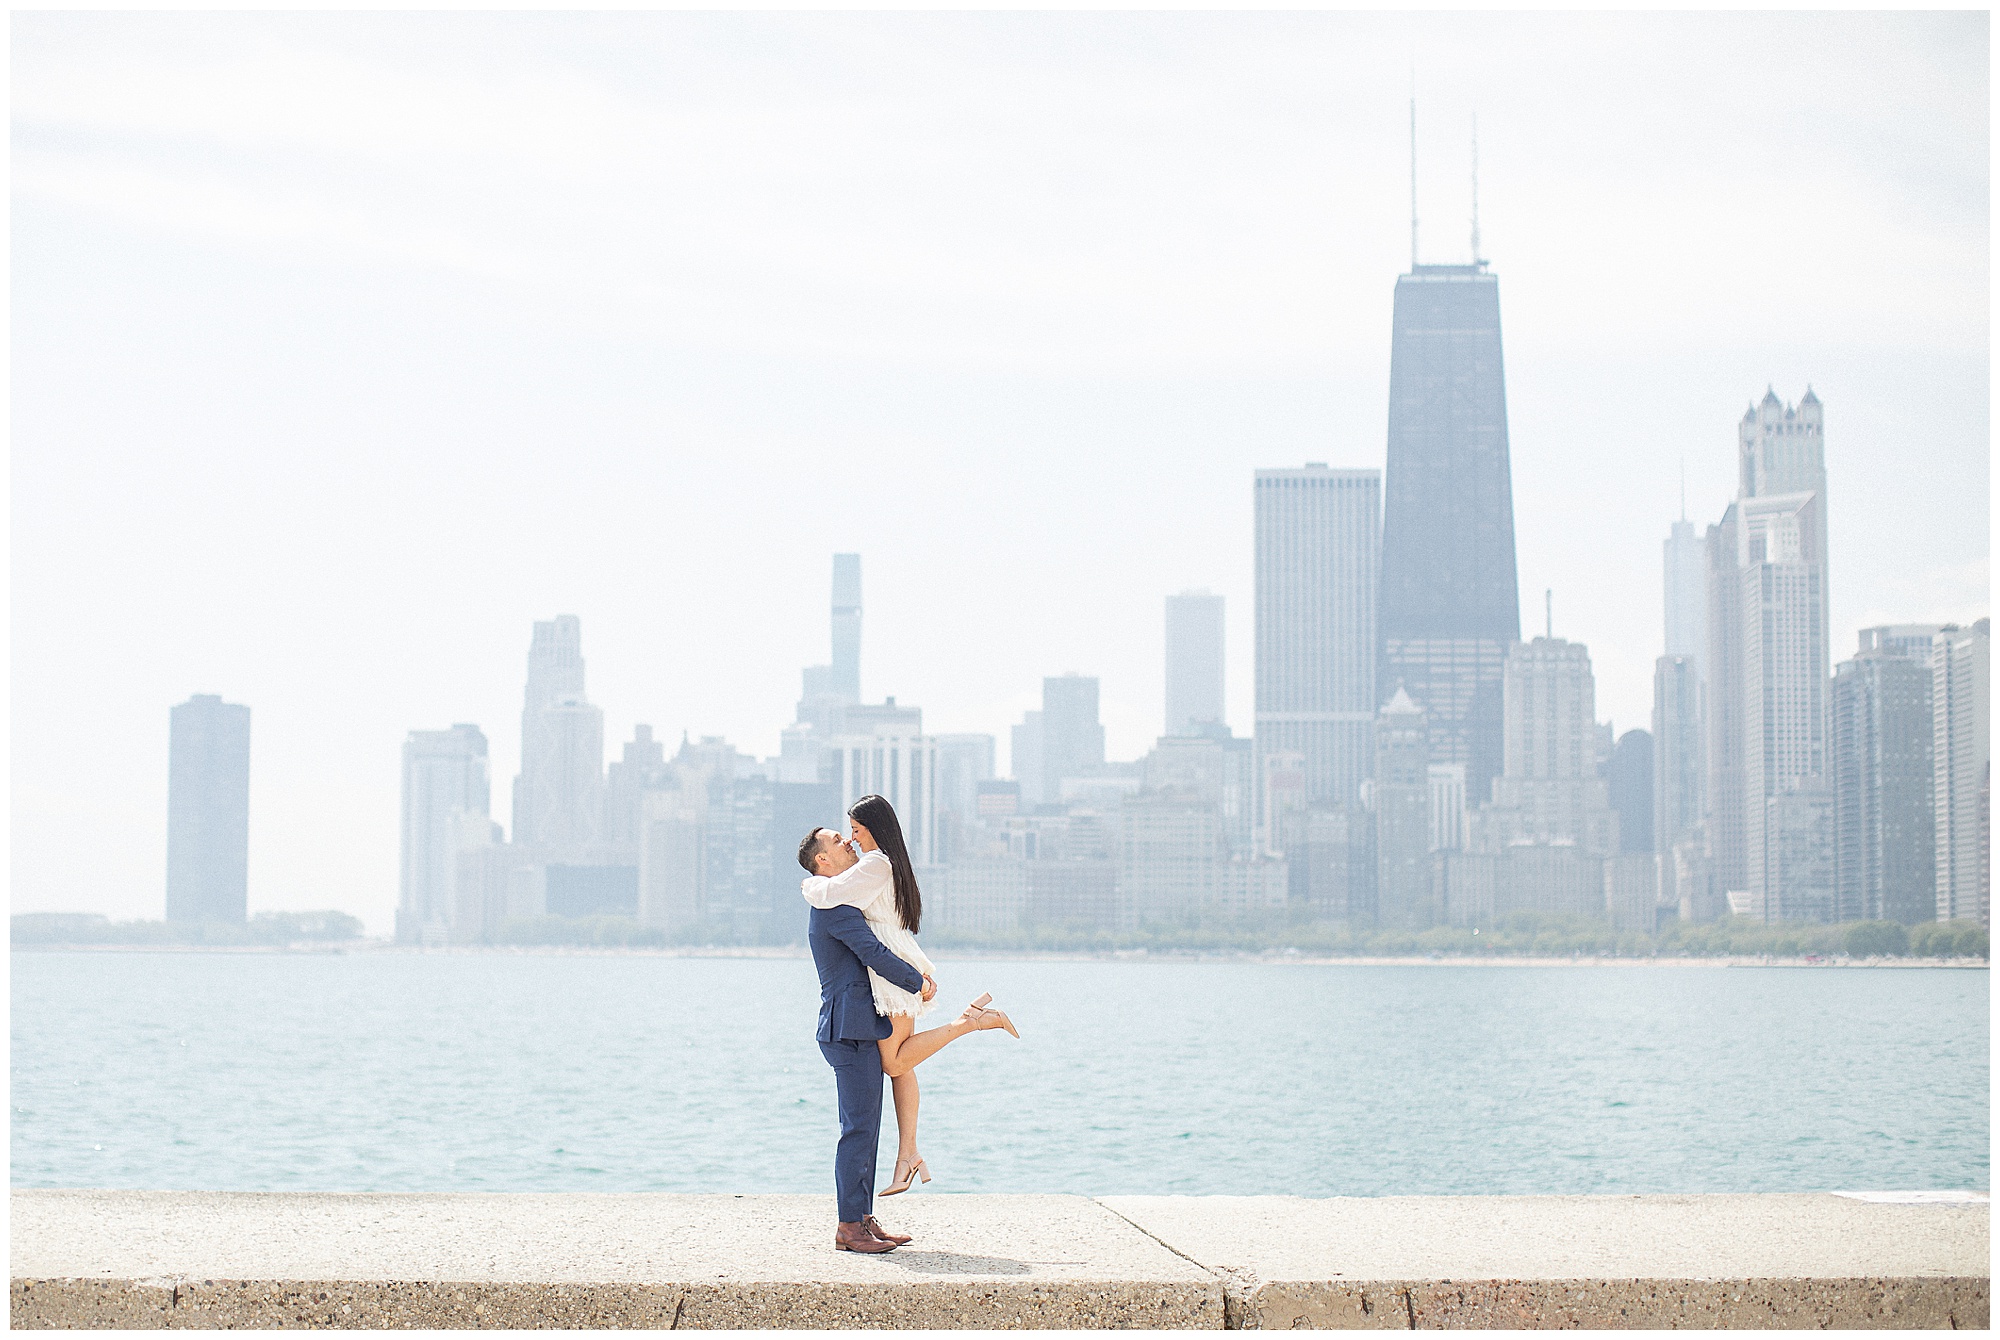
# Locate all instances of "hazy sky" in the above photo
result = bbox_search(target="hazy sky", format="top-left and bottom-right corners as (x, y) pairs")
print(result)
(12, 11), (1989, 933)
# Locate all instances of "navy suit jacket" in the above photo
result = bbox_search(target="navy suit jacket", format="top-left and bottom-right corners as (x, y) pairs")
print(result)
(809, 903), (927, 1043)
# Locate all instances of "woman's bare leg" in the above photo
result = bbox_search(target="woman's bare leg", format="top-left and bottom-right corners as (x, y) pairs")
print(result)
(876, 1017), (922, 1163)
(878, 1000), (999, 1079)
(890, 1071), (920, 1162)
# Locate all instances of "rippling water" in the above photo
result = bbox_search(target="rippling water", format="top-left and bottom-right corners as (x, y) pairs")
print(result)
(10, 950), (1988, 1196)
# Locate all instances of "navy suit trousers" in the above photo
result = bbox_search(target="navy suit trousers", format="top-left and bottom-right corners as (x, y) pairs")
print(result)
(820, 1038), (883, 1223)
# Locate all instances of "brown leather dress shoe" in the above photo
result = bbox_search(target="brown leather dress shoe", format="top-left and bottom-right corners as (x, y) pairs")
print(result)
(863, 1215), (911, 1245)
(834, 1220), (897, 1253)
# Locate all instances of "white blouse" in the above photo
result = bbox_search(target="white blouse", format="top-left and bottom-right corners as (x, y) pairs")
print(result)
(801, 848), (895, 915)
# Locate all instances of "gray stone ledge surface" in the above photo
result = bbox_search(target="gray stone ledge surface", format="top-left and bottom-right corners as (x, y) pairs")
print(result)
(10, 1189), (1988, 1329)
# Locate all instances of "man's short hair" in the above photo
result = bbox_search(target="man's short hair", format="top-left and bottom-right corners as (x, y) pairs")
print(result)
(797, 827), (831, 874)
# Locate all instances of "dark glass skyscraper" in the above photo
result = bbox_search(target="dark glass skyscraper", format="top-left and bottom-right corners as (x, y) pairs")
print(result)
(1379, 262), (1521, 807)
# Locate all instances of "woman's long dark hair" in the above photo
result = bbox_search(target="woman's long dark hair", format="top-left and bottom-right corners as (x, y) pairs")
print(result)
(849, 793), (921, 935)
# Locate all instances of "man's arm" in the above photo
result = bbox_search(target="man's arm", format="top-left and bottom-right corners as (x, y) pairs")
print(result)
(821, 905), (926, 995)
(801, 851), (893, 910)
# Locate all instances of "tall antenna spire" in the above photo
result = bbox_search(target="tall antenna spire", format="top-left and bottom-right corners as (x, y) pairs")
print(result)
(1545, 589), (1553, 640)
(1409, 73), (1419, 270)
(1469, 113), (1481, 265)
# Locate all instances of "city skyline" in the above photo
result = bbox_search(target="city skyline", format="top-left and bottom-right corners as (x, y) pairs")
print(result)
(12, 12), (1987, 931)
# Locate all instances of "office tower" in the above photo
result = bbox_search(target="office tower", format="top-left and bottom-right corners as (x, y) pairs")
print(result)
(1653, 655), (1706, 909)
(1011, 710), (1045, 808)
(511, 616), (605, 855)
(1475, 638), (1619, 856)
(1860, 625), (1945, 662)
(1378, 260), (1520, 808)
(604, 724), (666, 848)
(1933, 619), (1990, 925)
(1707, 388), (1832, 922)
(1427, 763), (1467, 852)
(798, 554), (863, 735)
(831, 553), (861, 700)
(1165, 590), (1226, 737)
(1373, 688), (1433, 928)
(1607, 730), (1654, 854)
(165, 694), (252, 924)
(1832, 638), (1935, 924)
(933, 733), (996, 863)
(1042, 675), (1106, 790)
(396, 724), (489, 943)
(1738, 492), (1832, 921)
(1664, 519), (1707, 678)
(1254, 465), (1381, 808)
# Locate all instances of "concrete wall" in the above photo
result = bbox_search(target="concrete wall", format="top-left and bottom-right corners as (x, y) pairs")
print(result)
(11, 1189), (1987, 1329)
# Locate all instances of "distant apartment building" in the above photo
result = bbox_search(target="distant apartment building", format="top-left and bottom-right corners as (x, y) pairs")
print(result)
(1474, 638), (1620, 858)
(1011, 676), (1105, 809)
(397, 723), (490, 945)
(1707, 388), (1833, 923)
(1606, 730), (1653, 855)
(165, 694), (251, 924)
(512, 615), (605, 855)
(1372, 688), (1433, 928)
(1254, 464), (1379, 811)
(1831, 631), (1937, 924)
(1933, 619), (1990, 926)
(1164, 590), (1226, 737)
(1653, 654), (1707, 914)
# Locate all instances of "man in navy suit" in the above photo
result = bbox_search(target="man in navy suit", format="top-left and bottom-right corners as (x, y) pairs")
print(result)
(799, 827), (934, 1253)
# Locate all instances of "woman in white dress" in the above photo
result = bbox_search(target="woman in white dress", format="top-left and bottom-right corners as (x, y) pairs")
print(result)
(801, 792), (1017, 1196)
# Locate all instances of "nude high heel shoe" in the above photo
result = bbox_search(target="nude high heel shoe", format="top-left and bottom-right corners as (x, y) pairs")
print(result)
(882, 1155), (930, 1196)
(962, 993), (1019, 1039)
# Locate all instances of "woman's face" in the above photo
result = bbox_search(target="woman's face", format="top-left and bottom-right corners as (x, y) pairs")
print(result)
(848, 817), (877, 851)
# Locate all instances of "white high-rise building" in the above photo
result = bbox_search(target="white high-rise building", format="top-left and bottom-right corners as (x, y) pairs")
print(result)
(1427, 763), (1467, 852)
(398, 724), (490, 944)
(1664, 519), (1707, 678)
(1474, 637), (1620, 856)
(1164, 590), (1226, 737)
(1253, 465), (1380, 810)
(512, 616), (605, 856)
(1707, 388), (1833, 923)
(1736, 492), (1832, 922)
(1933, 619), (1990, 926)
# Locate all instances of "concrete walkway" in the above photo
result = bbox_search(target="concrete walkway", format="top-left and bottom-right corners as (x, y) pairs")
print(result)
(9, 1189), (1988, 1329)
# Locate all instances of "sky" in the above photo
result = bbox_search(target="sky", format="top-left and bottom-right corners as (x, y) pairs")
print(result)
(11, 11), (1989, 934)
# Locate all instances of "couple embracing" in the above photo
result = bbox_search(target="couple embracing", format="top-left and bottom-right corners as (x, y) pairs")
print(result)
(798, 793), (1018, 1253)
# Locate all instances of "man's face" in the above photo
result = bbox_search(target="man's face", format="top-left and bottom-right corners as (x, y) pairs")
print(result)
(814, 829), (858, 875)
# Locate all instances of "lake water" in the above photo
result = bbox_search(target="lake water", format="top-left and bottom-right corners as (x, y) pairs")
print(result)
(10, 950), (1989, 1197)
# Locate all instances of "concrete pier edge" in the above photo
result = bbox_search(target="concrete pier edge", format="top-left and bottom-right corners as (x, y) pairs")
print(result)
(9, 1190), (1989, 1330)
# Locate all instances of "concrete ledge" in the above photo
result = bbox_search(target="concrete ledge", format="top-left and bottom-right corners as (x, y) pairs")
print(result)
(8, 1191), (1219, 1330)
(10, 1189), (1986, 1329)
(1101, 1192), (1989, 1330)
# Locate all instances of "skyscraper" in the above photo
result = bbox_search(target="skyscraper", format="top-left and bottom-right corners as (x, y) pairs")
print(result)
(1372, 688), (1432, 928)
(166, 694), (251, 924)
(1738, 492), (1832, 922)
(1378, 262), (1520, 808)
(1164, 590), (1226, 738)
(1831, 637), (1934, 924)
(1706, 389), (1833, 922)
(1933, 619), (1990, 926)
(1663, 519), (1708, 677)
(1253, 465), (1380, 809)
(1039, 675), (1106, 801)
(1473, 637), (1619, 857)
(798, 554), (863, 734)
(512, 616), (605, 856)
(1653, 654), (1707, 911)
(397, 724), (490, 944)
(1607, 730), (1654, 855)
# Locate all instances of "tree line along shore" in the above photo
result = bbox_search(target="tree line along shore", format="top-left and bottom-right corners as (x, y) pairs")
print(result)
(12, 910), (1989, 961)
